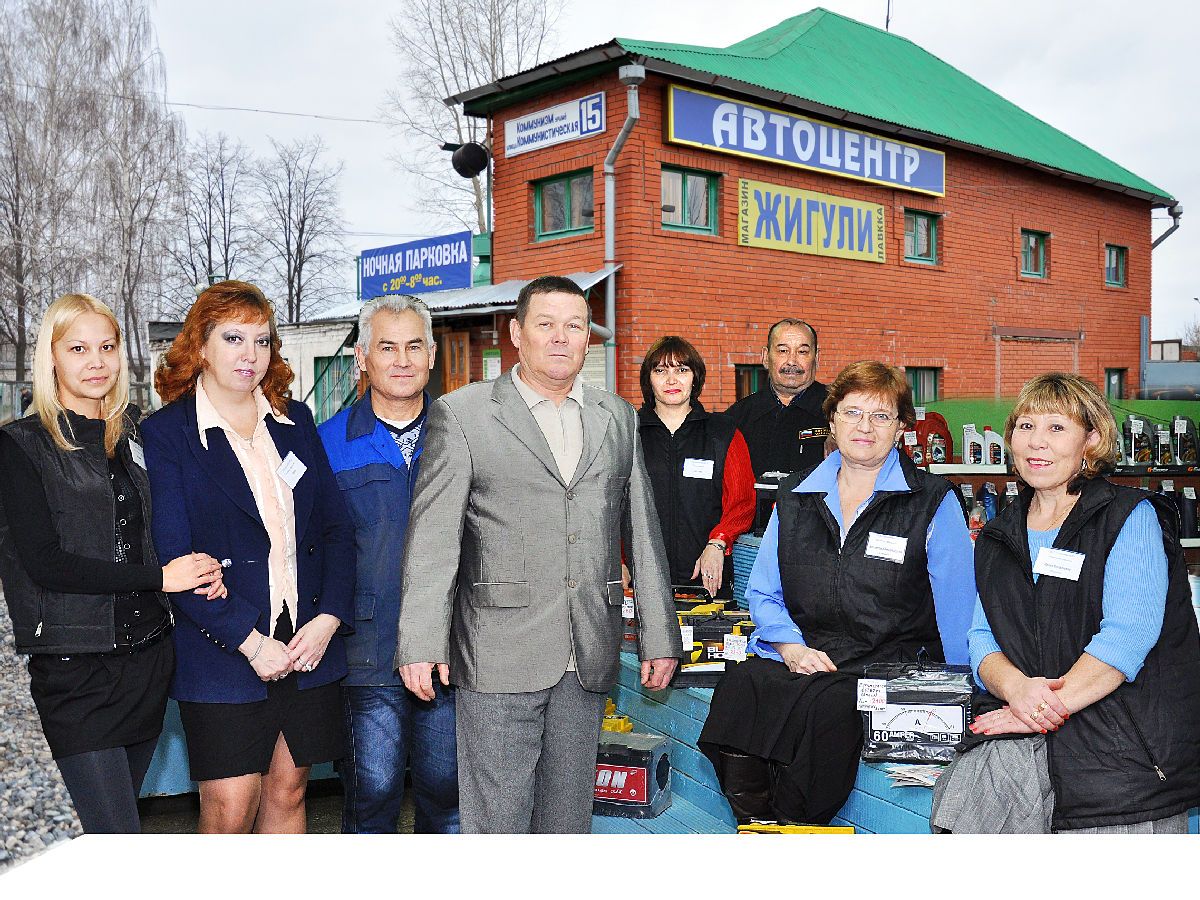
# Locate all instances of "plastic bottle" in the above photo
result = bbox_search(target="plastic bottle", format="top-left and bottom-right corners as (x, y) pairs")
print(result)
(984, 428), (1005, 466)
(979, 482), (998, 521)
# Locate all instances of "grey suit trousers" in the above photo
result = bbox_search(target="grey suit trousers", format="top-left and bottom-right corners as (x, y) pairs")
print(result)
(455, 671), (606, 833)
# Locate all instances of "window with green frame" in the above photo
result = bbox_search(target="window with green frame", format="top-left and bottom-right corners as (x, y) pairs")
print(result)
(904, 211), (938, 263)
(735, 364), (767, 400)
(906, 367), (939, 405)
(1105, 244), (1127, 287)
(534, 170), (593, 240)
(1020, 229), (1047, 277)
(1104, 368), (1125, 400)
(661, 167), (717, 233)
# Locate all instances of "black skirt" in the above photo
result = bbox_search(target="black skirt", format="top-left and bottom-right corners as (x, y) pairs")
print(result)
(177, 675), (343, 782)
(698, 655), (864, 824)
(27, 636), (174, 759)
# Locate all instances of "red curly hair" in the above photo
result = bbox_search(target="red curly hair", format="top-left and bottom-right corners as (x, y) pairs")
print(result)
(155, 280), (294, 411)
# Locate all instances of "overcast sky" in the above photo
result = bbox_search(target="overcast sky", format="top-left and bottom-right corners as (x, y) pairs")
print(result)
(150, 0), (1200, 338)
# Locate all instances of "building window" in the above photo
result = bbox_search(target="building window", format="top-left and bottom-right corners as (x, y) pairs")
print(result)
(1105, 244), (1127, 287)
(904, 211), (938, 264)
(1020, 229), (1047, 277)
(906, 367), (939, 404)
(661, 167), (717, 233)
(735, 364), (767, 400)
(534, 170), (594, 240)
(1104, 368), (1125, 401)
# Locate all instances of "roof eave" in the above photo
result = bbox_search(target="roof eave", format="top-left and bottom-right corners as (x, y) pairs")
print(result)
(446, 40), (630, 108)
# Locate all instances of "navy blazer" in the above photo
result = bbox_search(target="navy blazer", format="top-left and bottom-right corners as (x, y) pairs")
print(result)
(141, 394), (354, 703)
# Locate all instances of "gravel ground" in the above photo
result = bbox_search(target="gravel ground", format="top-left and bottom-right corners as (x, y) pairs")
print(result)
(0, 596), (83, 873)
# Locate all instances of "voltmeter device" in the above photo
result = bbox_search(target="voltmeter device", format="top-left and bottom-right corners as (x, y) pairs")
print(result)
(858, 664), (974, 764)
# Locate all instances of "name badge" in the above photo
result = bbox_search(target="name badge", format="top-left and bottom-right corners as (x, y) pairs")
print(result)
(682, 458), (714, 479)
(865, 532), (908, 564)
(1032, 547), (1085, 581)
(277, 451), (307, 489)
(128, 440), (146, 470)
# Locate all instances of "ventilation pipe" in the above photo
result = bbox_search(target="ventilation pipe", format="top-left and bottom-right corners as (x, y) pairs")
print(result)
(1153, 203), (1183, 248)
(602, 64), (645, 392)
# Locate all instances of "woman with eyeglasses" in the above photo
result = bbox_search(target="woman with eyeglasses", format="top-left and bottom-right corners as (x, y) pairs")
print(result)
(0, 293), (226, 833)
(699, 360), (976, 825)
(633, 336), (755, 599)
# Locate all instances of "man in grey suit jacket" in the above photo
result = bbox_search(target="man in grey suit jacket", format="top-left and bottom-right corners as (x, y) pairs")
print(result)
(396, 275), (681, 833)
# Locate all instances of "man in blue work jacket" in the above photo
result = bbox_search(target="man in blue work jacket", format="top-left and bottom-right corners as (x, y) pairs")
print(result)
(319, 295), (458, 833)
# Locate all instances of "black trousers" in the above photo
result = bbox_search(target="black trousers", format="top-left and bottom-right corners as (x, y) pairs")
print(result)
(55, 736), (159, 833)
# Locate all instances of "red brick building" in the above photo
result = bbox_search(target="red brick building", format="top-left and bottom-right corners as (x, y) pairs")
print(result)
(443, 8), (1174, 407)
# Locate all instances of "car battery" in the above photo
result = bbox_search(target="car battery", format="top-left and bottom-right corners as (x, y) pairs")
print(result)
(858, 664), (974, 764)
(593, 732), (672, 818)
(675, 610), (756, 687)
(737, 822), (855, 834)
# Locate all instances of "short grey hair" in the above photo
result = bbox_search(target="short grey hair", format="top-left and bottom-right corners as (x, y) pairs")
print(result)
(356, 294), (434, 351)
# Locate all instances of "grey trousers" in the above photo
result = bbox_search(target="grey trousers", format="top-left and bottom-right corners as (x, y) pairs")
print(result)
(455, 671), (606, 833)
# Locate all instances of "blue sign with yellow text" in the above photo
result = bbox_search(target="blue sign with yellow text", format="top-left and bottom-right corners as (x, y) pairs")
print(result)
(667, 85), (945, 197)
(359, 230), (472, 298)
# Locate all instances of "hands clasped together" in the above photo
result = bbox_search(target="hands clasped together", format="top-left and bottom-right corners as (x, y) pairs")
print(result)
(240, 613), (342, 683)
(970, 675), (1071, 736)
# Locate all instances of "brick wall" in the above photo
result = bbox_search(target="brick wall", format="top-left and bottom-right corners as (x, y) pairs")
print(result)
(488, 70), (1154, 407)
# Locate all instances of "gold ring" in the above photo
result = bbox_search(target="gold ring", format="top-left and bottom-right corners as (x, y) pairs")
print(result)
(1031, 710), (1042, 719)
(1036, 702), (1048, 712)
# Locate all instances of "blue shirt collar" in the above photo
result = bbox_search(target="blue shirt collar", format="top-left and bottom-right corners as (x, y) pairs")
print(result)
(793, 446), (907, 495)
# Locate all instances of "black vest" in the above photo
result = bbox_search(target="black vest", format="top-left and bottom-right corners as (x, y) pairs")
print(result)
(726, 383), (829, 479)
(0, 408), (166, 654)
(974, 479), (1200, 829)
(775, 451), (952, 672)
(639, 404), (735, 585)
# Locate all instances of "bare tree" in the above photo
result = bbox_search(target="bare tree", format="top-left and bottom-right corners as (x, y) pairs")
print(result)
(91, 0), (181, 380)
(0, 0), (109, 379)
(1182, 318), (1200, 351)
(383, 0), (563, 232)
(253, 137), (346, 323)
(167, 132), (256, 313)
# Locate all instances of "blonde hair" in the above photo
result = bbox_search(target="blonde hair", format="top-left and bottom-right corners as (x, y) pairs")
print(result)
(32, 293), (129, 455)
(1004, 372), (1118, 490)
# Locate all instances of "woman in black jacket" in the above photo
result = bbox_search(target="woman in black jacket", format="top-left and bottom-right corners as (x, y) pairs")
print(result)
(0, 293), (225, 833)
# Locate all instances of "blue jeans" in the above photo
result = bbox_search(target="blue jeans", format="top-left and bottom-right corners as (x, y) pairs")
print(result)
(339, 682), (460, 833)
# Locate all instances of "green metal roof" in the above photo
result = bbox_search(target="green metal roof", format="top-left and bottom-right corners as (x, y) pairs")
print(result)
(615, 8), (1170, 203)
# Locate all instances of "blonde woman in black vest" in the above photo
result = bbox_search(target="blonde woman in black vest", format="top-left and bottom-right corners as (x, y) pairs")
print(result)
(0, 294), (225, 833)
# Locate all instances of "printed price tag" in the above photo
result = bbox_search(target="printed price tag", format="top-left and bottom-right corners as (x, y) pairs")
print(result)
(961, 483), (974, 499)
(622, 595), (635, 619)
(915, 407), (926, 421)
(1162, 480), (1175, 492)
(857, 679), (887, 712)
(1176, 418), (1188, 434)
(128, 440), (146, 470)
(1185, 487), (1197, 500)
(680, 625), (694, 648)
(903, 431), (917, 446)
(1131, 419), (1144, 435)
(1006, 481), (1019, 496)
(1159, 430), (1170, 445)
(723, 634), (748, 662)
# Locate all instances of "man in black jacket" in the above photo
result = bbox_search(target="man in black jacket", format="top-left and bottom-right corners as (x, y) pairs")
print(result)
(727, 318), (828, 479)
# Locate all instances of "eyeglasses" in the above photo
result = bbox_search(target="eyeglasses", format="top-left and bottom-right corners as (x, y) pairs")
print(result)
(835, 408), (898, 427)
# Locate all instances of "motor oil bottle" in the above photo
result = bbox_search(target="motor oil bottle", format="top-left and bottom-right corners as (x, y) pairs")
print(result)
(1156, 426), (1174, 467)
(984, 427), (1005, 466)
(979, 482), (998, 521)
(1174, 415), (1198, 466)
(963, 425), (984, 465)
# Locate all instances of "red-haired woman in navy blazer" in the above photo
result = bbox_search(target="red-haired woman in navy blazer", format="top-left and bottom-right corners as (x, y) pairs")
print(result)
(142, 280), (353, 833)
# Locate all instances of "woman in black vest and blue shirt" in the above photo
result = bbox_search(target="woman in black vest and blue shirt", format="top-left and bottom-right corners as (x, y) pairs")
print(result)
(635, 337), (755, 598)
(699, 360), (976, 824)
(0, 293), (226, 833)
(931, 373), (1200, 832)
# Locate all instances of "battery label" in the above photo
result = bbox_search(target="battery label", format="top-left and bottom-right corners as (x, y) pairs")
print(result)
(595, 764), (648, 801)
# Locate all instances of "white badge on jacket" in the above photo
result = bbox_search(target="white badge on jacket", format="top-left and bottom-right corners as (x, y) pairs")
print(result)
(682, 458), (714, 479)
(128, 440), (146, 470)
(865, 532), (907, 564)
(277, 451), (307, 489)
(1032, 547), (1085, 581)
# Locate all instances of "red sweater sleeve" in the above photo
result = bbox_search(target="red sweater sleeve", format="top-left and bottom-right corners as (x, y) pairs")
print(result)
(709, 429), (756, 552)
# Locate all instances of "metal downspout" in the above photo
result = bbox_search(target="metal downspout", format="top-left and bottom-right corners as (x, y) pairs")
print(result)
(603, 64), (645, 392)
(1152, 203), (1183, 249)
